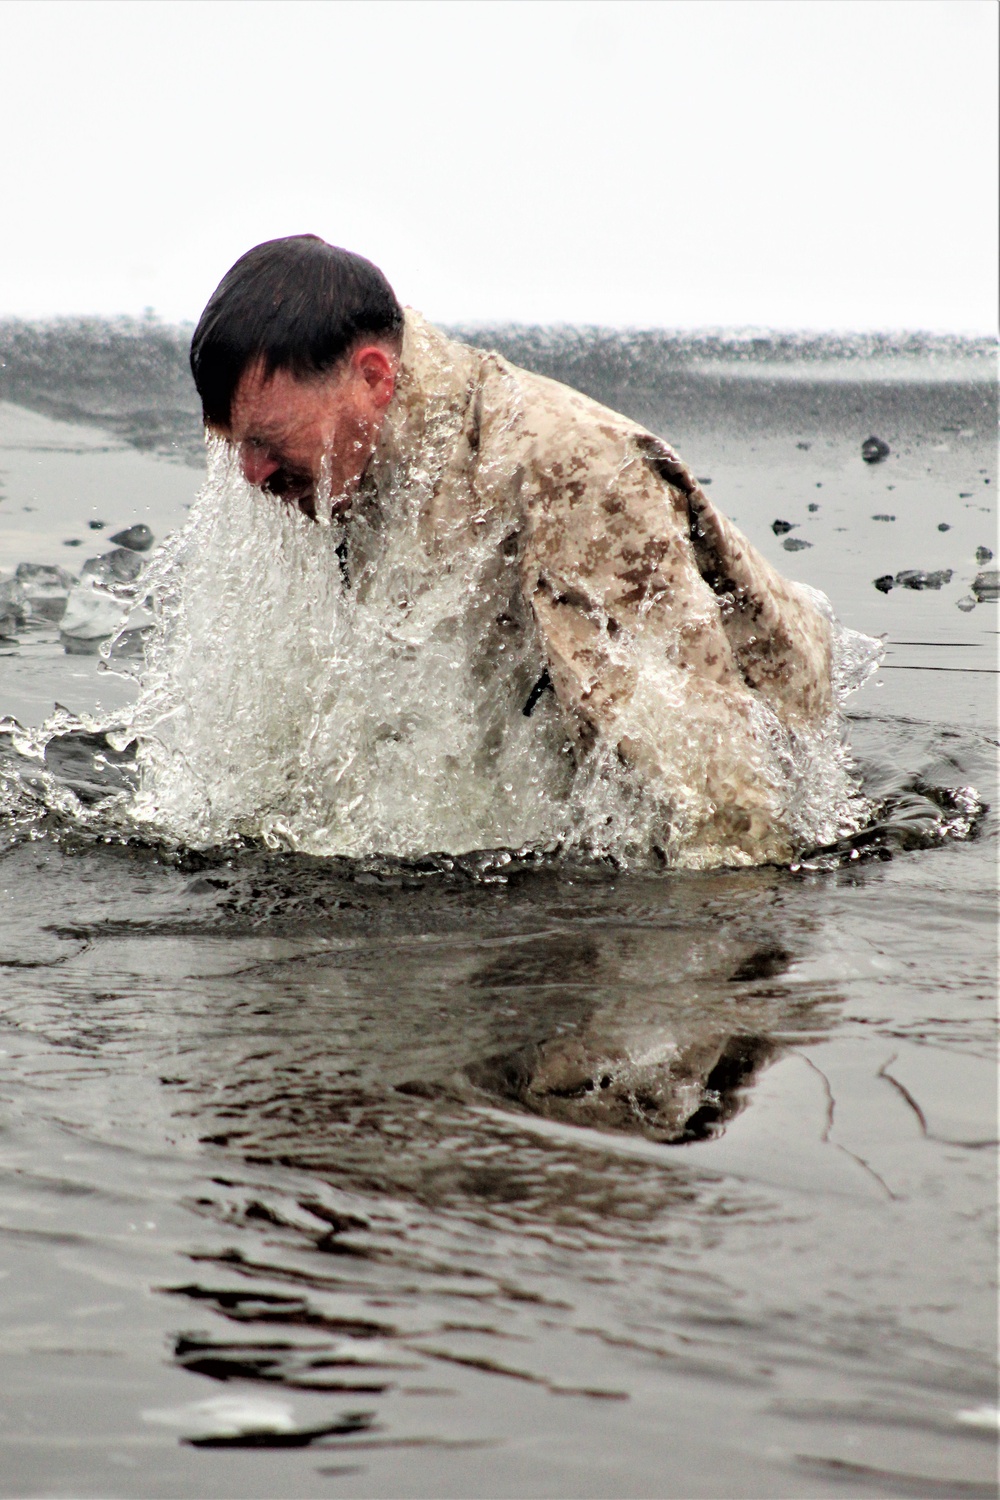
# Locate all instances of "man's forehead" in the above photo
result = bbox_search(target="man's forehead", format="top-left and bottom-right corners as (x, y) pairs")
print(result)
(227, 361), (340, 440)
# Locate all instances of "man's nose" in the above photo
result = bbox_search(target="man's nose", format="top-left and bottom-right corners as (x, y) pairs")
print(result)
(239, 442), (281, 487)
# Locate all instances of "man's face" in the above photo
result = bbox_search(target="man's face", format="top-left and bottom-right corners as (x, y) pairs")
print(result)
(220, 345), (398, 520)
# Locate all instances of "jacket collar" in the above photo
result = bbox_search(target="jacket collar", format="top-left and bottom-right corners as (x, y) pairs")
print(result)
(363, 308), (478, 503)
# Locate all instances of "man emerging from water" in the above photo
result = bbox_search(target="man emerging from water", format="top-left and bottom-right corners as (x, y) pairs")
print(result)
(190, 234), (840, 865)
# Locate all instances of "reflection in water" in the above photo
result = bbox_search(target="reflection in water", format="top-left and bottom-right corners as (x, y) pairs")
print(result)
(149, 882), (820, 1205)
(0, 707), (995, 1484)
(135, 887), (830, 1450)
(0, 823), (996, 1490)
(459, 930), (784, 1143)
(467, 1028), (775, 1143)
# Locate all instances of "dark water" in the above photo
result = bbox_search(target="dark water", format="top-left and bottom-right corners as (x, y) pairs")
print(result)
(0, 326), (997, 1498)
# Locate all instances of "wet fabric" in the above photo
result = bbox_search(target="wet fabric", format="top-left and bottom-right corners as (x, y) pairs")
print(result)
(342, 311), (838, 865)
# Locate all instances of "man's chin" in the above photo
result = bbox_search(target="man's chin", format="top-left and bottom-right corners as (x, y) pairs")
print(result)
(266, 490), (317, 520)
(282, 494), (352, 523)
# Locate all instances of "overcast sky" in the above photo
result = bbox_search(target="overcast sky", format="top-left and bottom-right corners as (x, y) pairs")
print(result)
(1, 0), (996, 331)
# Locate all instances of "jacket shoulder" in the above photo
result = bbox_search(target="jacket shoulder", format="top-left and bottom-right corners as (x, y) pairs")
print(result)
(479, 352), (701, 503)
(495, 356), (648, 447)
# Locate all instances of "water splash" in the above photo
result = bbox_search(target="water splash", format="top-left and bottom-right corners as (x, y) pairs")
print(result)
(0, 443), (918, 869)
(117, 442), (580, 856)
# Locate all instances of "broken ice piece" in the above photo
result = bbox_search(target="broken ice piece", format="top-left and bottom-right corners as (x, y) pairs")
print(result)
(0, 579), (29, 637)
(59, 578), (129, 646)
(82, 548), (146, 584)
(13, 563), (75, 622)
(861, 435), (890, 464)
(110, 523), (154, 552)
(894, 568), (953, 591)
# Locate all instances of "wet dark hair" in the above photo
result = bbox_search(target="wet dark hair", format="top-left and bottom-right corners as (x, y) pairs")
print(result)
(190, 235), (404, 428)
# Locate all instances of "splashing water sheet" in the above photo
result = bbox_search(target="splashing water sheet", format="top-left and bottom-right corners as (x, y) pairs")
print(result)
(0, 328), (996, 1498)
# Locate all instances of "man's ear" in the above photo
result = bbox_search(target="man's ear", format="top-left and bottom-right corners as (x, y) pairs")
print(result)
(351, 345), (397, 409)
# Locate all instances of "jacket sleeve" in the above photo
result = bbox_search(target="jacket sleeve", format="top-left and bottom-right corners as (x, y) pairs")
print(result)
(636, 432), (834, 725)
(511, 403), (836, 860)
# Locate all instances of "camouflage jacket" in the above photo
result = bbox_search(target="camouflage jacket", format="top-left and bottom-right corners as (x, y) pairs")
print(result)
(347, 310), (835, 864)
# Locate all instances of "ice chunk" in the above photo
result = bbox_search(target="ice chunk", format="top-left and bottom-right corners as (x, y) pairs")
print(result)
(13, 562), (76, 623)
(59, 578), (129, 644)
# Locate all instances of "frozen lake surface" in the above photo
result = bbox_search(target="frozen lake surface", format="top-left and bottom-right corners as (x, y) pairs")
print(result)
(0, 327), (996, 1498)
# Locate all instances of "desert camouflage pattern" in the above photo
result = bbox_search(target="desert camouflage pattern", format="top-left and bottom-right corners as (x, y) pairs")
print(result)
(347, 309), (836, 865)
